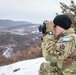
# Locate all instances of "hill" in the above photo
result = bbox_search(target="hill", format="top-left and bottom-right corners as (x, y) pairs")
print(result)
(0, 19), (33, 30)
(0, 19), (42, 66)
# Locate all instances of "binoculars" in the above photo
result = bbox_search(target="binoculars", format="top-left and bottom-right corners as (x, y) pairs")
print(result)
(38, 20), (54, 34)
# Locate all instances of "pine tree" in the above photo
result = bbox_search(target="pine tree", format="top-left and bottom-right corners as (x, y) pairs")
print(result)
(57, 0), (76, 33)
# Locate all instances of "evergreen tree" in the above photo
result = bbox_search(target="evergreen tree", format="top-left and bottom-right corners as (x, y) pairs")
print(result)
(57, 0), (76, 33)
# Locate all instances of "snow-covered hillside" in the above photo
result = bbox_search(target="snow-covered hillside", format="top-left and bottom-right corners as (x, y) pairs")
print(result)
(0, 24), (41, 58)
(0, 57), (46, 75)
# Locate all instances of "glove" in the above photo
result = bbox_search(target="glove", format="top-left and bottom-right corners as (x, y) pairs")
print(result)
(43, 20), (54, 32)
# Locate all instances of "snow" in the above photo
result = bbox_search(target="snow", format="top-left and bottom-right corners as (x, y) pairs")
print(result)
(0, 57), (46, 75)
(2, 45), (16, 58)
(2, 47), (13, 58)
(0, 25), (39, 35)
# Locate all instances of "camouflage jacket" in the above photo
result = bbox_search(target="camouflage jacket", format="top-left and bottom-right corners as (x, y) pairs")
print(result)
(42, 28), (76, 68)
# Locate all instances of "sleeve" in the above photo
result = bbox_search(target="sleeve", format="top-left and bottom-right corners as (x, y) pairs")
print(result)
(42, 34), (76, 62)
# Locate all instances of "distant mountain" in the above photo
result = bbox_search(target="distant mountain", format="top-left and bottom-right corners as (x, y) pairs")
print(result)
(0, 19), (34, 29)
(0, 19), (32, 26)
(0, 19), (41, 65)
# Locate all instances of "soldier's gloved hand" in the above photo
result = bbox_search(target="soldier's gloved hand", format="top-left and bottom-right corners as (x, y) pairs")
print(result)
(43, 20), (54, 33)
(41, 20), (54, 37)
(38, 20), (54, 39)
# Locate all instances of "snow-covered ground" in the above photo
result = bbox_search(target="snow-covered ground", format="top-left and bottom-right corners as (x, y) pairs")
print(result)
(0, 57), (46, 75)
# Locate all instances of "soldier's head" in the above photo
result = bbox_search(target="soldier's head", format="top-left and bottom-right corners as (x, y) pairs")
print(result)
(53, 14), (72, 35)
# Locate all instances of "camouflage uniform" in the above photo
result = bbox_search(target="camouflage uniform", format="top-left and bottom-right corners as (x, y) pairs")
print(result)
(38, 28), (76, 75)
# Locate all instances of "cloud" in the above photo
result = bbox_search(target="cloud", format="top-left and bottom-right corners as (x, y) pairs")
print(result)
(0, 0), (75, 23)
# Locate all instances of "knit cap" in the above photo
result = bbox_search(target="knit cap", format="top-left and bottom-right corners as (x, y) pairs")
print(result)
(53, 15), (72, 29)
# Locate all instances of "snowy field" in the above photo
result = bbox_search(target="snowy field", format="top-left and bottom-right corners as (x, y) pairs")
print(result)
(0, 57), (46, 75)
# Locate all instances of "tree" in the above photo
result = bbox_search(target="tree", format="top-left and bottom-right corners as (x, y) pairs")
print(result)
(57, 0), (76, 33)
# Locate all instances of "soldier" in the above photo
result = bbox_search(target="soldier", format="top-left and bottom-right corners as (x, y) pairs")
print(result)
(38, 15), (76, 75)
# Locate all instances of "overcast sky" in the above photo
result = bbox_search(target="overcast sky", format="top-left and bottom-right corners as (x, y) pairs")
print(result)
(0, 0), (75, 23)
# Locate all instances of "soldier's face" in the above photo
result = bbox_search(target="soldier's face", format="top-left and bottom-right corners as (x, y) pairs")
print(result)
(53, 25), (64, 35)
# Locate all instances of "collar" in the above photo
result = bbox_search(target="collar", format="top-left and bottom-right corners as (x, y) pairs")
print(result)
(54, 28), (75, 40)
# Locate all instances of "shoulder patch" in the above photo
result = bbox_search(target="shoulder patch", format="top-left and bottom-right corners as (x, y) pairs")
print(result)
(59, 36), (70, 41)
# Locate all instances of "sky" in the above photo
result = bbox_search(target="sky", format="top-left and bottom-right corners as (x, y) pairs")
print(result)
(0, 0), (75, 23)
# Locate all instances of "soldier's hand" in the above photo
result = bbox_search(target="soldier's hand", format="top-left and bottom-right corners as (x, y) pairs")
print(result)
(43, 20), (54, 32)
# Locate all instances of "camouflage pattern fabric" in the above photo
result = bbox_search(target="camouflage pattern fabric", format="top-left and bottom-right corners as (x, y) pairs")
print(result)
(38, 62), (63, 75)
(38, 28), (76, 75)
